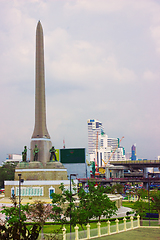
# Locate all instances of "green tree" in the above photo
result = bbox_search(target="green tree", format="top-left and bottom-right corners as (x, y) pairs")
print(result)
(150, 190), (160, 224)
(51, 182), (117, 231)
(51, 182), (77, 230)
(135, 188), (148, 200)
(133, 200), (148, 225)
(112, 184), (124, 194)
(83, 182), (117, 221)
(1, 195), (29, 225)
(0, 162), (17, 188)
(27, 200), (52, 239)
(104, 186), (112, 193)
(1, 195), (41, 239)
(71, 182), (117, 228)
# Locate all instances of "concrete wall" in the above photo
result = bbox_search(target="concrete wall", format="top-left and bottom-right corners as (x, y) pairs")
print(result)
(63, 163), (87, 179)
(5, 179), (78, 198)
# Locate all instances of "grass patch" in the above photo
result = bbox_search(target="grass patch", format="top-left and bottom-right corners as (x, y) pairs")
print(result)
(122, 201), (135, 208)
(42, 218), (132, 234)
(142, 220), (159, 226)
(97, 228), (160, 240)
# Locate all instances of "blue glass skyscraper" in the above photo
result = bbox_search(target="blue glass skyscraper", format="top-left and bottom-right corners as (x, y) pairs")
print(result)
(131, 144), (136, 160)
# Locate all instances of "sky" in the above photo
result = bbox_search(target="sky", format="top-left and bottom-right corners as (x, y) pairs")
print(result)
(0, 0), (160, 163)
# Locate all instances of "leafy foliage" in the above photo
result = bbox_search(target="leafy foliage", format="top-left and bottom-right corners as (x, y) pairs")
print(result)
(104, 184), (124, 194)
(132, 189), (160, 225)
(135, 188), (148, 200)
(51, 181), (117, 230)
(112, 184), (124, 194)
(82, 183), (117, 221)
(27, 200), (53, 239)
(0, 196), (55, 239)
(0, 162), (17, 188)
(104, 186), (112, 193)
(1, 195), (29, 225)
(27, 200), (52, 225)
(51, 182), (76, 225)
(0, 222), (41, 240)
(150, 190), (160, 224)
(133, 199), (148, 225)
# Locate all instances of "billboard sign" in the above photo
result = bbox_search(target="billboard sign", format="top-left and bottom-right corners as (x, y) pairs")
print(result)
(60, 148), (85, 164)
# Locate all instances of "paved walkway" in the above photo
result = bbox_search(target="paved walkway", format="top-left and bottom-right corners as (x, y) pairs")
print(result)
(0, 197), (133, 221)
(111, 206), (134, 218)
(0, 196), (52, 205)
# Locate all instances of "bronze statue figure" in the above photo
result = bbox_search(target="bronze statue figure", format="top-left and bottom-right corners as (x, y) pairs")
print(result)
(22, 146), (27, 162)
(33, 144), (39, 161)
(49, 146), (57, 161)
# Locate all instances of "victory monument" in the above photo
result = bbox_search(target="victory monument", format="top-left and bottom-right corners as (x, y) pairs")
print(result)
(30, 21), (52, 165)
(5, 22), (71, 199)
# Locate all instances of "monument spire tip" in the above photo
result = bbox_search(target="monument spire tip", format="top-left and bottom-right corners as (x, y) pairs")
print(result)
(36, 20), (43, 32)
(37, 20), (42, 26)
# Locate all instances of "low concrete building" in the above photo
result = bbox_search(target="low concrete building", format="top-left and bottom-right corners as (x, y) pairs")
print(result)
(5, 161), (77, 199)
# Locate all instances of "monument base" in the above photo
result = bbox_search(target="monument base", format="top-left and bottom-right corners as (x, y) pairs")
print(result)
(14, 161), (68, 181)
(4, 161), (72, 199)
(30, 138), (52, 165)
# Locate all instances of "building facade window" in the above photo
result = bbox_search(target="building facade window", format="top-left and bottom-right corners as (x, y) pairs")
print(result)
(16, 187), (43, 197)
(101, 139), (103, 147)
(49, 186), (55, 199)
(11, 187), (14, 197)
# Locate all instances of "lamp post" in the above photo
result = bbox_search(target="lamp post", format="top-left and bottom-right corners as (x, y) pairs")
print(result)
(148, 172), (150, 226)
(69, 174), (77, 234)
(18, 174), (24, 222)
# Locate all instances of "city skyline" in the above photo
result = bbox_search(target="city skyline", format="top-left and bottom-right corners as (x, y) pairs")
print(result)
(1, 1), (160, 163)
(87, 118), (126, 165)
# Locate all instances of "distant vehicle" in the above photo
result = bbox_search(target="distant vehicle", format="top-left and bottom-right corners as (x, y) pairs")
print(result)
(150, 184), (160, 190)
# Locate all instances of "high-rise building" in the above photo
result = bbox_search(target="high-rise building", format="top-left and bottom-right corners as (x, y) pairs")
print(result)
(87, 119), (104, 154)
(131, 144), (136, 160)
(107, 138), (119, 150)
(87, 119), (126, 167)
(125, 152), (131, 160)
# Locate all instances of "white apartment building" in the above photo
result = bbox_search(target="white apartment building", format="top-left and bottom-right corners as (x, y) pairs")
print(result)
(88, 119), (126, 167)
(125, 152), (131, 160)
(87, 119), (104, 154)
(5, 154), (22, 163)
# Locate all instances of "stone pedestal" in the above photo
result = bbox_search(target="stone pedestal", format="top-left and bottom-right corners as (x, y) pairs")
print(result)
(5, 161), (71, 199)
(15, 161), (68, 181)
(30, 139), (52, 165)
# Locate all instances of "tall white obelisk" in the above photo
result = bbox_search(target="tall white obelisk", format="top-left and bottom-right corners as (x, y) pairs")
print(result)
(30, 21), (52, 165)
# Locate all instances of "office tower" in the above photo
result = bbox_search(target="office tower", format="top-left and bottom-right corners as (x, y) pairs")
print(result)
(87, 119), (104, 154)
(87, 119), (126, 166)
(131, 144), (136, 160)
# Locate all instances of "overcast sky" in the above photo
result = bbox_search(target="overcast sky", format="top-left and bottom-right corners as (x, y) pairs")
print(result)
(1, 0), (160, 162)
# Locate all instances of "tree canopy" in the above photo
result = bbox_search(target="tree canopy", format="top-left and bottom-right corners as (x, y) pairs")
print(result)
(0, 195), (43, 239)
(51, 181), (117, 230)
(78, 182), (117, 222)
(150, 190), (160, 224)
(0, 162), (17, 188)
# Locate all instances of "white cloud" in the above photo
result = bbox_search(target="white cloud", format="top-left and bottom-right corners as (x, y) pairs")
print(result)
(150, 25), (160, 53)
(65, 0), (128, 13)
(45, 28), (136, 87)
(143, 70), (158, 81)
(1, 0), (160, 162)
